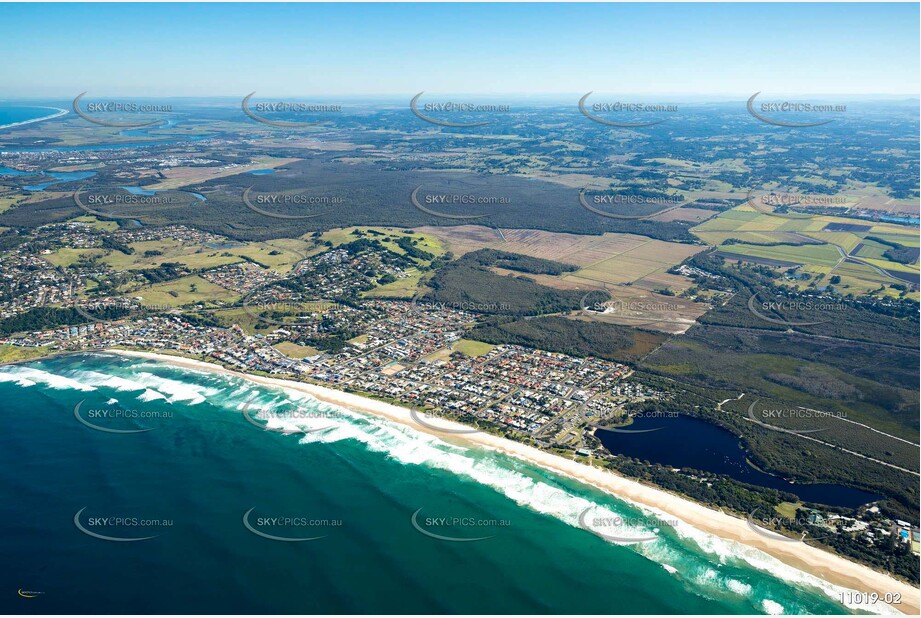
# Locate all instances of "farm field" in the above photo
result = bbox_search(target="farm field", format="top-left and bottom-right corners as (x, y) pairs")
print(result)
(650, 207), (717, 223)
(716, 243), (842, 268)
(694, 202), (919, 298)
(418, 225), (710, 331)
(418, 225), (704, 290)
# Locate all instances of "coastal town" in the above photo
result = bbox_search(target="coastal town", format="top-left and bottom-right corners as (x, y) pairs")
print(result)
(1, 3), (919, 614)
(0, 220), (918, 560)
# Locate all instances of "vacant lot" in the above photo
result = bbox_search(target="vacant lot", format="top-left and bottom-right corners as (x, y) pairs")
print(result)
(273, 341), (320, 358)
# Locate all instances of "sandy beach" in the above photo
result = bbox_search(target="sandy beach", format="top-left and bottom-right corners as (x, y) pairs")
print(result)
(0, 106), (68, 130)
(111, 348), (920, 614)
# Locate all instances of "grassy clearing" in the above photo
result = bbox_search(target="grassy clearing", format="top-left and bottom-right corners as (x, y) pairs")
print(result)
(321, 227), (445, 263)
(71, 216), (119, 231)
(273, 341), (320, 358)
(0, 345), (51, 364)
(89, 237), (317, 274)
(717, 243), (842, 268)
(0, 196), (22, 214)
(133, 275), (239, 308)
(452, 339), (496, 357)
(43, 248), (106, 267)
(363, 270), (425, 298)
(209, 308), (264, 334)
(775, 502), (802, 518)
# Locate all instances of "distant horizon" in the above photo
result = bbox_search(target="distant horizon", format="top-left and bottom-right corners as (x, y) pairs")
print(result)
(0, 3), (917, 98)
(2, 93), (919, 102)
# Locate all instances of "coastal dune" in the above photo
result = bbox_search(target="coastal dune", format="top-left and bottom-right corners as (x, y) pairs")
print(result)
(111, 349), (920, 615)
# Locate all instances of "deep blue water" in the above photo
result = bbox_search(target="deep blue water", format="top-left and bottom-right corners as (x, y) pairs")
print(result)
(596, 416), (882, 509)
(0, 106), (62, 128)
(0, 353), (861, 615)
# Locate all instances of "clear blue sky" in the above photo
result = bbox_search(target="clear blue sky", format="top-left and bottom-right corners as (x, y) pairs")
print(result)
(1, 3), (918, 97)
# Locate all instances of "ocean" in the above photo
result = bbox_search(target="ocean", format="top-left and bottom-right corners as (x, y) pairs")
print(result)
(0, 353), (866, 614)
(0, 106), (63, 129)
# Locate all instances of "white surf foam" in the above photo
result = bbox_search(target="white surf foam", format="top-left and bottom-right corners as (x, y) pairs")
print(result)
(0, 367), (96, 391)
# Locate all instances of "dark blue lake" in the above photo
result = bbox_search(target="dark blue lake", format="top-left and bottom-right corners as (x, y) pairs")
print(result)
(596, 415), (882, 509)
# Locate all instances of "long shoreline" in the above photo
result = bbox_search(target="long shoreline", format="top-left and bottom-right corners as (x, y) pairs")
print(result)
(109, 348), (920, 614)
(0, 106), (68, 130)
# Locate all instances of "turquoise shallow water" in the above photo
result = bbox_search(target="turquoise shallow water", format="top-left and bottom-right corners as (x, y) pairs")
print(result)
(0, 353), (862, 614)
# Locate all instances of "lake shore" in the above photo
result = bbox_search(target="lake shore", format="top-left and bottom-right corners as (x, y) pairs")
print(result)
(110, 348), (920, 615)
(0, 106), (68, 130)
